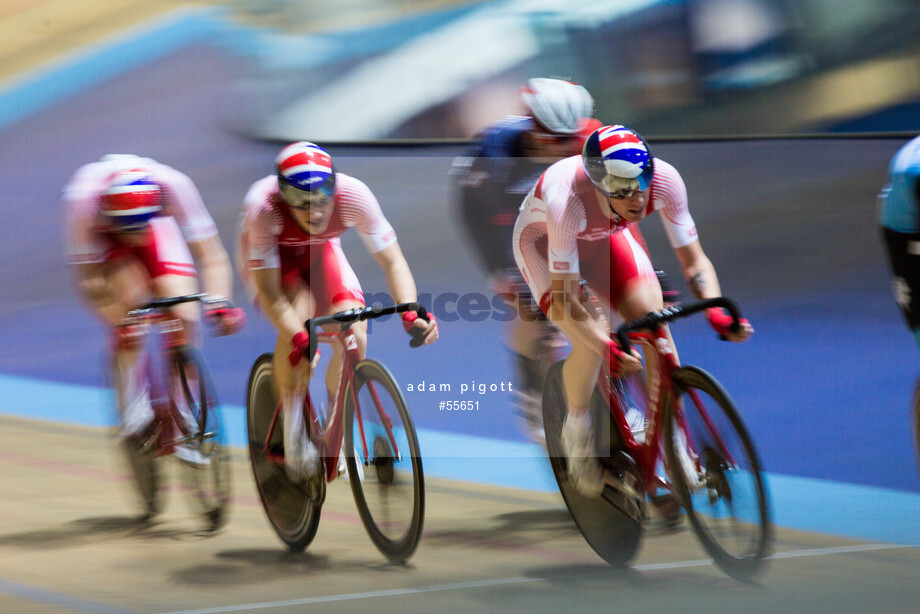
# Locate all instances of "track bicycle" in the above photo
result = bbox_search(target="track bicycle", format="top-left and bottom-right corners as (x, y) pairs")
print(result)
(542, 297), (771, 579)
(115, 293), (233, 531)
(246, 302), (428, 563)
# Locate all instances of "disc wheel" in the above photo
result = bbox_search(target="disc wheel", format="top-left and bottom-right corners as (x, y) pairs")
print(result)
(246, 353), (324, 552)
(542, 360), (643, 567)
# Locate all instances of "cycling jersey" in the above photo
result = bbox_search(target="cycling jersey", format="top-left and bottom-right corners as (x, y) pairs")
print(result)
(63, 157), (217, 275)
(513, 155), (697, 311)
(238, 173), (397, 309)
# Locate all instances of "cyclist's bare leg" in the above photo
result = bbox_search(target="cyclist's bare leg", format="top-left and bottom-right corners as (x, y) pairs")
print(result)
(98, 259), (154, 437)
(321, 298), (367, 407)
(271, 283), (322, 481)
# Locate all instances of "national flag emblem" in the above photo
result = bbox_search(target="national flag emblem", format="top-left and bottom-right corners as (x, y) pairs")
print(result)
(596, 125), (649, 180)
(100, 169), (162, 229)
(276, 142), (335, 191)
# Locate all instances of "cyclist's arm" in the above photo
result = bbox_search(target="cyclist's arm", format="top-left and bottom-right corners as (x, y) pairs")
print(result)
(674, 239), (721, 301)
(675, 239), (753, 341)
(71, 262), (136, 326)
(250, 267), (304, 341)
(546, 272), (608, 357)
(371, 241), (418, 304)
(186, 234), (234, 300)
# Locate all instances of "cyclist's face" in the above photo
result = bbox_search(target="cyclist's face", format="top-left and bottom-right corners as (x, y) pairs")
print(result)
(600, 187), (649, 223)
(280, 183), (334, 233)
(523, 131), (577, 161)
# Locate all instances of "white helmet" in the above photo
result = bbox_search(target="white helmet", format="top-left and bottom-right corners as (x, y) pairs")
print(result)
(520, 78), (595, 135)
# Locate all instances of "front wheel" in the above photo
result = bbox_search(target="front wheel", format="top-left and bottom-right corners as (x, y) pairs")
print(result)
(344, 359), (424, 563)
(664, 365), (771, 579)
(246, 353), (323, 552)
(172, 346), (231, 532)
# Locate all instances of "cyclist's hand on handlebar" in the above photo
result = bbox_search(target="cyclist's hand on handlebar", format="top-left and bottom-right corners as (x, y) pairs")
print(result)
(402, 311), (438, 347)
(289, 331), (311, 367)
(204, 306), (246, 336)
(607, 339), (642, 377)
(706, 307), (754, 342)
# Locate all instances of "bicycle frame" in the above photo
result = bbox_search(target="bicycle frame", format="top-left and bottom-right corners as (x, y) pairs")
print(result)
(608, 297), (743, 494)
(125, 293), (221, 455)
(261, 302), (425, 483)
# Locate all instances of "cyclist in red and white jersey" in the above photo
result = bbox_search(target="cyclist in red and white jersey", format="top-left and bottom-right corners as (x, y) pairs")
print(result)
(64, 154), (242, 447)
(513, 125), (753, 496)
(238, 142), (438, 481)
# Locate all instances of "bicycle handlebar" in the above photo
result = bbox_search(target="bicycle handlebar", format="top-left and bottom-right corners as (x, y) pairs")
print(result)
(304, 302), (430, 362)
(615, 297), (743, 354)
(126, 294), (231, 318)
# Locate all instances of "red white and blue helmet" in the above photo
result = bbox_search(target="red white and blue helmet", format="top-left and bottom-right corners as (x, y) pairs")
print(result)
(582, 125), (655, 194)
(275, 141), (336, 197)
(99, 169), (162, 230)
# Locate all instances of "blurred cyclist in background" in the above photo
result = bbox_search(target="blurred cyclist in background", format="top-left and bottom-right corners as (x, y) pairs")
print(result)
(238, 141), (438, 482)
(451, 78), (602, 442)
(64, 154), (243, 454)
(513, 125), (753, 496)
(879, 134), (920, 347)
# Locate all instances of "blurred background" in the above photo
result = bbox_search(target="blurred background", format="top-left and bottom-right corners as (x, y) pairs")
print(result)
(215, 0), (920, 139)
(1, 0), (919, 532)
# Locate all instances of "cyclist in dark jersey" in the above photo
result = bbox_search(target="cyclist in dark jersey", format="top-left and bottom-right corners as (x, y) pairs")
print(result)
(451, 78), (601, 442)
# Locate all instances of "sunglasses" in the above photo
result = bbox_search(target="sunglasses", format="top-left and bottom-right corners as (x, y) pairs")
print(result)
(280, 183), (334, 210)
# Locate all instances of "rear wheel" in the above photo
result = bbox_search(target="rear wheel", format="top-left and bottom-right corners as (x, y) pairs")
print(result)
(345, 359), (424, 563)
(542, 360), (643, 567)
(246, 353), (323, 552)
(172, 346), (231, 532)
(664, 366), (770, 579)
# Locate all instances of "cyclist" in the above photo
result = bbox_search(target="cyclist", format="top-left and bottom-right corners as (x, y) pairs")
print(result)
(238, 141), (438, 482)
(64, 154), (243, 457)
(513, 125), (753, 496)
(879, 134), (920, 346)
(451, 77), (603, 442)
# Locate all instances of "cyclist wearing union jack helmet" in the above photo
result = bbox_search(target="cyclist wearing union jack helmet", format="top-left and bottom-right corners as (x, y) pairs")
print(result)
(238, 141), (438, 482)
(64, 155), (242, 461)
(450, 78), (607, 444)
(513, 124), (753, 497)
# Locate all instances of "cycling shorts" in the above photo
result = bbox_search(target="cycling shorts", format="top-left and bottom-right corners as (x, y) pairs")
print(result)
(281, 240), (365, 315)
(515, 229), (657, 314)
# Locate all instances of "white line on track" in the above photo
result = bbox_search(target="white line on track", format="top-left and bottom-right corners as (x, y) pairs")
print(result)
(157, 542), (917, 614)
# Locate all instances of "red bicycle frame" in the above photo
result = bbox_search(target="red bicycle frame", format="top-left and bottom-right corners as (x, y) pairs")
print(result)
(607, 298), (742, 494)
(261, 303), (425, 483)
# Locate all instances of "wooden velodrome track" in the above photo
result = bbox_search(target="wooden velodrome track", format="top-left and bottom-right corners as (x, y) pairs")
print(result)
(1, 2), (919, 612)
(0, 414), (918, 614)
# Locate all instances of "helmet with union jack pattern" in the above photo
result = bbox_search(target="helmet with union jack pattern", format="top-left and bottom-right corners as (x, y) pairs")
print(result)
(275, 141), (336, 200)
(99, 169), (162, 231)
(582, 125), (655, 195)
